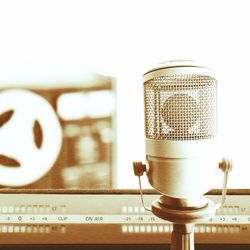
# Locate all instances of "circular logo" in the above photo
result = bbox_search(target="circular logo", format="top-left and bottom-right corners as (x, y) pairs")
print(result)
(0, 89), (63, 186)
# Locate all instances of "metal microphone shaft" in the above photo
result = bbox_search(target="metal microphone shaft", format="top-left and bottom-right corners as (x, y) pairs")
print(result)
(171, 224), (194, 250)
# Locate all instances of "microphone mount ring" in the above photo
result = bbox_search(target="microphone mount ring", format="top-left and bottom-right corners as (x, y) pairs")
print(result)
(152, 197), (216, 224)
(152, 197), (216, 250)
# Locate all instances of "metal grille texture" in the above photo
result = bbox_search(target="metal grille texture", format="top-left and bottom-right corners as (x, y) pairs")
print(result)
(144, 74), (217, 141)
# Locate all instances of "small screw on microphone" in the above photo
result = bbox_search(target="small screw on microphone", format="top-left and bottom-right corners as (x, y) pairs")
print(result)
(133, 161), (146, 176)
(219, 158), (233, 173)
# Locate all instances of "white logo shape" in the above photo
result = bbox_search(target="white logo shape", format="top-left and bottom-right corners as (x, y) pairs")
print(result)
(0, 89), (63, 186)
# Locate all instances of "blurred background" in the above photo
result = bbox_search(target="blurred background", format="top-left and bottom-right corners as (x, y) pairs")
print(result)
(0, 0), (249, 189)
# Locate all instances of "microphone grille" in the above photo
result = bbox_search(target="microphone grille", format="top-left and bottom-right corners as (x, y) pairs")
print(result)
(144, 74), (217, 141)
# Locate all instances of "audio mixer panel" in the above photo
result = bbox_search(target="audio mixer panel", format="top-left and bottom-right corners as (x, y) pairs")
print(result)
(0, 189), (249, 246)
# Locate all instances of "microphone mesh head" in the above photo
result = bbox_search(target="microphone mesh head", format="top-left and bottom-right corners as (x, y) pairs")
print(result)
(144, 74), (217, 141)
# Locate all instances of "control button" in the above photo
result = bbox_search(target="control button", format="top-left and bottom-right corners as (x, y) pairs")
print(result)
(8, 206), (14, 213)
(211, 226), (217, 233)
(140, 225), (146, 232)
(164, 225), (171, 233)
(8, 225), (14, 233)
(134, 207), (139, 213)
(2, 225), (7, 233)
(158, 225), (164, 233)
(33, 225), (38, 233)
(121, 225), (169, 234)
(217, 226), (222, 233)
(134, 225), (140, 233)
(61, 225), (66, 234)
(45, 206), (50, 213)
(27, 225), (32, 233)
(60, 206), (66, 213)
(146, 226), (152, 232)
(234, 207), (240, 214)
(140, 207), (146, 213)
(33, 206), (39, 213)
(216, 208), (222, 215)
(14, 226), (20, 233)
(122, 205), (148, 213)
(39, 206), (45, 213)
(20, 226), (26, 233)
(122, 225), (128, 233)
(199, 226), (205, 233)
(152, 225), (158, 233)
(2, 206), (8, 213)
(39, 226), (44, 233)
(229, 226), (234, 233)
(205, 226), (211, 233)
(27, 206), (32, 213)
(128, 207), (133, 213)
(235, 226), (240, 233)
(14, 206), (20, 213)
(121, 207), (127, 213)
(223, 226), (228, 233)
(128, 225), (134, 232)
(45, 225), (50, 234)
(222, 207), (228, 214)
(20, 206), (26, 213)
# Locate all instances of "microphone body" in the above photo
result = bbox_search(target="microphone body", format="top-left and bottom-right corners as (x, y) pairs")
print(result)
(143, 61), (218, 200)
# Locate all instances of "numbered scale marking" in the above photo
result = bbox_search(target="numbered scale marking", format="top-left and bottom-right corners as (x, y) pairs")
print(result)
(0, 214), (249, 225)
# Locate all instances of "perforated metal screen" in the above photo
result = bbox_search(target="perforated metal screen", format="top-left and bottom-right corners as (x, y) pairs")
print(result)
(144, 75), (217, 141)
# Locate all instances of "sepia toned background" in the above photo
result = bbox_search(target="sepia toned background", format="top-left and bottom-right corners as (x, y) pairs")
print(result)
(0, 0), (249, 189)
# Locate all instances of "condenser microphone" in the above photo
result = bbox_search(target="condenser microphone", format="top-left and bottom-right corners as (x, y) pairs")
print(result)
(133, 60), (232, 250)
(144, 60), (218, 200)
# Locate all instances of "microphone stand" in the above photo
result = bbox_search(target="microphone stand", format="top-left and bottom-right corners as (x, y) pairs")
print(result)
(171, 224), (194, 250)
(133, 158), (232, 250)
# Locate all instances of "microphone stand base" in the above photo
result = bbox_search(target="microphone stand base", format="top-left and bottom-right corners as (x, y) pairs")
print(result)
(152, 196), (217, 250)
